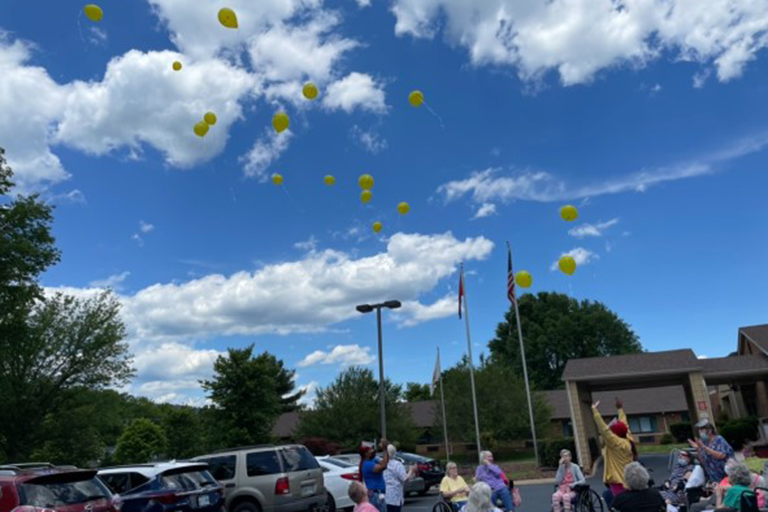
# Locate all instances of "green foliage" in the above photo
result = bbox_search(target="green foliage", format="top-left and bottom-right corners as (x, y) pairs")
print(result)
(720, 417), (759, 451)
(660, 433), (676, 445)
(436, 358), (551, 446)
(488, 292), (642, 390)
(537, 438), (577, 468)
(115, 418), (168, 464)
(162, 407), (203, 459)
(296, 367), (416, 451)
(202, 345), (302, 447)
(669, 422), (693, 443)
(404, 383), (432, 402)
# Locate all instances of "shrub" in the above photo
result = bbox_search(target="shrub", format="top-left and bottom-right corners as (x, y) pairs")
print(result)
(720, 417), (759, 451)
(537, 438), (577, 468)
(660, 433), (675, 445)
(302, 437), (341, 456)
(669, 422), (693, 443)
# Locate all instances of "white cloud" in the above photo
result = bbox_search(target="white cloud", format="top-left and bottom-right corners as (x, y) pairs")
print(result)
(396, 295), (457, 327)
(133, 342), (222, 381)
(568, 218), (620, 238)
(298, 381), (320, 407)
(550, 247), (599, 271)
(131, 234), (144, 246)
(294, 236), (318, 252)
(89, 271), (131, 291)
(323, 72), (387, 113)
(356, 0), (372, 6)
(241, 129), (293, 181)
(390, 0), (768, 85)
(437, 132), (768, 208)
(351, 125), (388, 154)
(140, 221), (155, 233)
(115, 232), (493, 341)
(473, 203), (497, 219)
(87, 27), (108, 47)
(297, 344), (375, 367)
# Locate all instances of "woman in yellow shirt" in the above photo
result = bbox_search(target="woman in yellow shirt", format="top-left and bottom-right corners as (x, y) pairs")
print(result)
(440, 462), (470, 512)
(592, 400), (636, 499)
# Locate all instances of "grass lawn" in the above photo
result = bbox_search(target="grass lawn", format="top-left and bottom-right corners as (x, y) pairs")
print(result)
(636, 443), (688, 454)
(746, 457), (767, 473)
(454, 460), (556, 481)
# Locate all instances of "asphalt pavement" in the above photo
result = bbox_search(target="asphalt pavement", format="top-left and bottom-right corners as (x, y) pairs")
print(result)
(402, 454), (672, 512)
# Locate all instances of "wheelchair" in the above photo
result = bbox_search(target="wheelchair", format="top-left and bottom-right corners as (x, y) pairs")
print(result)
(553, 483), (605, 512)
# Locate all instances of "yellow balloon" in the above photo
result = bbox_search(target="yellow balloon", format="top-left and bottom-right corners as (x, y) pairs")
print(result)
(218, 8), (239, 29)
(272, 174), (283, 186)
(409, 90), (424, 107)
(373, 221), (383, 233)
(358, 174), (374, 190)
(172, 61), (182, 71)
(560, 204), (579, 222)
(397, 202), (410, 215)
(559, 256), (577, 276)
(361, 190), (373, 204)
(193, 121), (209, 138)
(515, 271), (533, 288)
(273, 112), (290, 133)
(83, 4), (103, 22)
(303, 82), (319, 100)
(324, 175), (335, 186)
(204, 112), (217, 126)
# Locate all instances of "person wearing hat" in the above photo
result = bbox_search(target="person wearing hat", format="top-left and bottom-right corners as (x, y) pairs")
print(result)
(687, 419), (733, 483)
(660, 450), (695, 506)
(592, 400), (636, 499)
(359, 439), (390, 512)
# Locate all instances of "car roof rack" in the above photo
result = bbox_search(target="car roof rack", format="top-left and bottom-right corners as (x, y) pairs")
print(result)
(212, 444), (275, 454)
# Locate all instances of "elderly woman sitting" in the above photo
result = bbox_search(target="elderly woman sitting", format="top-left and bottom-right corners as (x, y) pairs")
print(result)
(552, 449), (586, 512)
(611, 462), (666, 512)
(660, 450), (695, 507)
(461, 482), (502, 512)
(714, 461), (753, 512)
(440, 462), (470, 512)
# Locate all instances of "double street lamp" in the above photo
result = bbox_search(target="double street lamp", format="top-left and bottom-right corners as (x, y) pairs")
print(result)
(356, 300), (401, 440)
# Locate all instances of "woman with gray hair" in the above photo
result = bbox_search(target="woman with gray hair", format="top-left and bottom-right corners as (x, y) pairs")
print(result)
(462, 482), (502, 512)
(475, 451), (514, 512)
(552, 449), (586, 512)
(440, 462), (470, 512)
(714, 461), (752, 511)
(383, 444), (416, 512)
(610, 462), (666, 512)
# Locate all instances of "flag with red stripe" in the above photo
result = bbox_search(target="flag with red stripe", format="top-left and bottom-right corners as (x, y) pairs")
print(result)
(507, 243), (517, 306)
(458, 267), (464, 319)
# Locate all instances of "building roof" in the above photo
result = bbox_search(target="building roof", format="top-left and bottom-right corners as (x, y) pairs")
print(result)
(700, 355), (768, 376)
(562, 349), (700, 382)
(540, 387), (688, 419)
(740, 325), (768, 355)
(272, 411), (300, 439)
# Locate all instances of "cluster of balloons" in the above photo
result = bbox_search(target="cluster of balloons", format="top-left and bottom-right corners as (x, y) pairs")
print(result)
(193, 112), (218, 138)
(557, 205), (579, 275)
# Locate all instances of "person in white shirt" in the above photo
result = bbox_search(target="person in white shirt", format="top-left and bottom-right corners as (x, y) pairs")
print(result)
(383, 444), (416, 512)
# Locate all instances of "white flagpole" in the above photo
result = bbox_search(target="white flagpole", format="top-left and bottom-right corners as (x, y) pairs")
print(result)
(437, 347), (450, 462)
(508, 241), (540, 466)
(461, 263), (483, 461)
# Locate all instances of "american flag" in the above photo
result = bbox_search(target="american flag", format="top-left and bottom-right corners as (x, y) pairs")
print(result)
(507, 243), (517, 305)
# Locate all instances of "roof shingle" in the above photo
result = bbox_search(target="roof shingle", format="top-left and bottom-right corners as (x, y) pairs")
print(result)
(540, 387), (688, 419)
(562, 349), (699, 381)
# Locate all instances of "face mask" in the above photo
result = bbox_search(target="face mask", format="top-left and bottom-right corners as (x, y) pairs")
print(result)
(700, 431), (709, 442)
(678, 458), (688, 466)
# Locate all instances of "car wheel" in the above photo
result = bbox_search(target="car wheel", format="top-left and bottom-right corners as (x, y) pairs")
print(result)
(318, 492), (336, 512)
(232, 500), (261, 512)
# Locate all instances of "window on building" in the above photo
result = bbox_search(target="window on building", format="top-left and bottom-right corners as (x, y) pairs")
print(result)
(628, 416), (658, 433)
(563, 421), (574, 438)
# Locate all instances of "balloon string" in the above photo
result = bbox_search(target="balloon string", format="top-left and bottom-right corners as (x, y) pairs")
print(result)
(424, 101), (445, 129)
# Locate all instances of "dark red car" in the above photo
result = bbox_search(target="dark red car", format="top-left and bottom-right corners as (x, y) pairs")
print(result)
(0, 463), (119, 512)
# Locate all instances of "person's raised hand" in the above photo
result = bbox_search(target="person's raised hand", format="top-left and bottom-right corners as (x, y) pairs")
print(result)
(687, 439), (698, 449)
(592, 400), (601, 409)
(615, 397), (623, 409)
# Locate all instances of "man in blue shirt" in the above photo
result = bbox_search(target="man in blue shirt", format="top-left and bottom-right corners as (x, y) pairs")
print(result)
(360, 440), (390, 512)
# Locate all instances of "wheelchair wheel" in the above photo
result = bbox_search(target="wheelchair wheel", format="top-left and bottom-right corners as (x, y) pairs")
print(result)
(576, 488), (604, 512)
(432, 501), (453, 512)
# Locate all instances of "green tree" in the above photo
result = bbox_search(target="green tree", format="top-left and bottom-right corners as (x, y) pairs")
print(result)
(437, 357), (551, 446)
(162, 407), (202, 459)
(296, 367), (416, 451)
(404, 383), (432, 402)
(201, 345), (301, 447)
(489, 292), (642, 390)
(115, 418), (167, 464)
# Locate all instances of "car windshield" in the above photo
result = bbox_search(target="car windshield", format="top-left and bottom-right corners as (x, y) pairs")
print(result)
(397, 453), (430, 463)
(323, 458), (354, 468)
(20, 476), (111, 507)
(161, 470), (217, 491)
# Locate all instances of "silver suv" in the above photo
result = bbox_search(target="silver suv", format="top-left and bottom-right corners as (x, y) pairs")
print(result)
(194, 445), (326, 512)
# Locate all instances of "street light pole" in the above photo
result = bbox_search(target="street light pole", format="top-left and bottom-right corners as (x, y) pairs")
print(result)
(356, 300), (401, 443)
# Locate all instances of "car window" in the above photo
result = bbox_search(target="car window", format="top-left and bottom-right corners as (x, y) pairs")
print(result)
(281, 447), (320, 472)
(160, 470), (216, 492)
(200, 456), (237, 481)
(246, 451), (282, 477)
(20, 476), (111, 507)
(100, 473), (132, 494)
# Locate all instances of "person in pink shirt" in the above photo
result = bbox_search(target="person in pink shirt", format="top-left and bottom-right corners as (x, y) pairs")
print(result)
(349, 481), (380, 512)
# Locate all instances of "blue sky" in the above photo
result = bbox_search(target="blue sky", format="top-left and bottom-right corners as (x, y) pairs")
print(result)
(2, 0), (767, 406)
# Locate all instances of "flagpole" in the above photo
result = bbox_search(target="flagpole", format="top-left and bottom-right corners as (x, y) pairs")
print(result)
(461, 263), (483, 462)
(508, 242), (540, 466)
(437, 347), (450, 462)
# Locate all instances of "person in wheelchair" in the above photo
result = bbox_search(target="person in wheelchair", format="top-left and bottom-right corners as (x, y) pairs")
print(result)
(463, 482), (502, 512)
(552, 449), (587, 512)
(611, 462), (666, 512)
(440, 462), (471, 512)
(712, 461), (753, 512)
(660, 450), (695, 508)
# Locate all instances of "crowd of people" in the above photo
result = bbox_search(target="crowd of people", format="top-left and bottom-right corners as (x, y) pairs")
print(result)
(347, 404), (759, 512)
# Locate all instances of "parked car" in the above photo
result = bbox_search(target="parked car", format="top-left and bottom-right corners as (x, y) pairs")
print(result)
(315, 457), (357, 512)
(394, 453), (444, 490)
(327, 454), (426, 496)
(193, 445), (326, 512)
(0, 463), (118, 512)
(98, 462), (224, 512)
